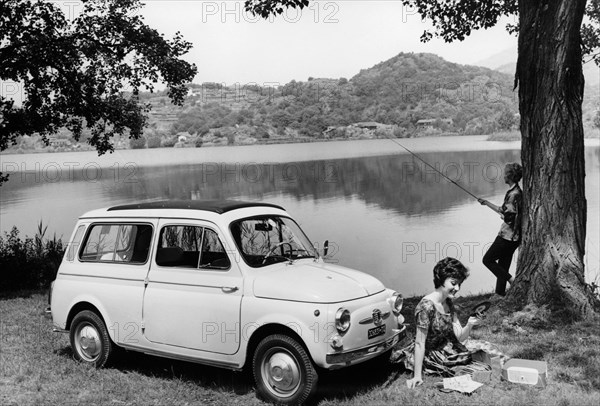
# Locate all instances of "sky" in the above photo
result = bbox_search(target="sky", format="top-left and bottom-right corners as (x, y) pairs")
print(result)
(136, 0), (519, 86)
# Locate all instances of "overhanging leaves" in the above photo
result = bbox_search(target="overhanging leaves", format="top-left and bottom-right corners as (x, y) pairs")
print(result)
(0, 0), (197, 170)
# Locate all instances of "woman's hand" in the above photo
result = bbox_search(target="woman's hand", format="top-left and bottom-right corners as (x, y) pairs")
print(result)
(479, 199), (502, 214)
(467, 316), (481, 327)
(406, 376), (423, 389)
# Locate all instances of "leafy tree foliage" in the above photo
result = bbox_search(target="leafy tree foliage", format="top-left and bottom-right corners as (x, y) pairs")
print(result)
(245, 0), (310, 18)
(497, 109), (517, 131)
(129, 135), (146, 149)
(399, 0), (518, 42)
(582, 0), (600, 65)
(0, 0), (197, 183)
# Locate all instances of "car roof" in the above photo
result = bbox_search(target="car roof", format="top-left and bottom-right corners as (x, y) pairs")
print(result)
(106, 200), (285, 214)
(78, 200), (288, 221)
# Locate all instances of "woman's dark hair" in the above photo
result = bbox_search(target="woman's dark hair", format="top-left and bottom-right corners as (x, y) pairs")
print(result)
(505, 162), (523, 183)
(433, 257), (470, 288)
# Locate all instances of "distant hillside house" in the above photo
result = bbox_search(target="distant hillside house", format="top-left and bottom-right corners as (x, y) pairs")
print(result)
(189, 87), (202, 96)
(48, 137), (71, 147)
(416, 118), (453, 130)
(353, 122), (383, 130)
(322, 126), (339, 138)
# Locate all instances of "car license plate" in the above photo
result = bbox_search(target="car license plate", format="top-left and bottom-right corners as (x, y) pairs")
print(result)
(368, 325), (386, 339)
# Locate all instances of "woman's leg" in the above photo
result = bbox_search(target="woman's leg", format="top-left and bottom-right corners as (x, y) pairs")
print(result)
(495, 241), (519, 295)
(482, 237), (516, 295)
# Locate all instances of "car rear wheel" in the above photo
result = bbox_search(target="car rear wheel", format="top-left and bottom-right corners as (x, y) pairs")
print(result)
(70, 310), (113, 368)
(253, 334), (318, 405)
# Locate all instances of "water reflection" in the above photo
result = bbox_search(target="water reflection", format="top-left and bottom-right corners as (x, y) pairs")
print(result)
(11, 149), (519, 215)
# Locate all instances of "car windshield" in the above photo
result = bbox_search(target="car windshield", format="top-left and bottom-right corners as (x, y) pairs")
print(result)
(230, 216), (317, 267)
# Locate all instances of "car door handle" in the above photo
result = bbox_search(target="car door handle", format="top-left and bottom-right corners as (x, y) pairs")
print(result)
(221, 286), (239, 293)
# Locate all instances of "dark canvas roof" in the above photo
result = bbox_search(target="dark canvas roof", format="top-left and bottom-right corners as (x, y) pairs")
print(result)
(107, 200), (285, 214)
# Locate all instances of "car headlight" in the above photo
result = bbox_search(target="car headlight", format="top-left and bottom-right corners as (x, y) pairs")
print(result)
(390, 292), (403, 315)
(335, 308), (351, 333)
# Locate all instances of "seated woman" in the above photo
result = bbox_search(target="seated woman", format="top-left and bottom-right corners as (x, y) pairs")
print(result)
(398, 257), (491, 388)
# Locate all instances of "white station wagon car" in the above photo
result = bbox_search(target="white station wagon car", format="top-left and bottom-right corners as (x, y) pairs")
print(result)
(50, 200), (405, 404)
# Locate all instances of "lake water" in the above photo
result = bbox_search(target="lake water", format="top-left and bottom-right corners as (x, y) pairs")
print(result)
(1, 136), (598, 296)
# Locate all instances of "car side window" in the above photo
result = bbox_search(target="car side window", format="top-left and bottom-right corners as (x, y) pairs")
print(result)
(156, 225), (230, 270)
(80, 224), (153, 264)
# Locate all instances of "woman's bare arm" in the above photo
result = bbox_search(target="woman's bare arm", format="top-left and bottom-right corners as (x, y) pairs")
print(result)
(453, 314), (480, 342)
(407, 327), (427, 388)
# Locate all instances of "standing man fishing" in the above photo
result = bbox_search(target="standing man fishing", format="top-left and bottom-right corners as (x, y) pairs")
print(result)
(478, 163), (523, 297)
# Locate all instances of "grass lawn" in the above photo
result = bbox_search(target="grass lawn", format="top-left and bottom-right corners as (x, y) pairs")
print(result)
(1, 291), (599, 405)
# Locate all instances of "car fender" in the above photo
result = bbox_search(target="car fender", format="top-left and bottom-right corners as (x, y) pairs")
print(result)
(239, 297), (332, 367)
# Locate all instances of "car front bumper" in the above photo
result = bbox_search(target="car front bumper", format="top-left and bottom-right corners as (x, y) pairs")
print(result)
(325, 325), (406, 367)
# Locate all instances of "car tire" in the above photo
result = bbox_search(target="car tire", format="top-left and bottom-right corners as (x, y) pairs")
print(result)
(252, 334), (318, 405)
(70, 310), (114, 368)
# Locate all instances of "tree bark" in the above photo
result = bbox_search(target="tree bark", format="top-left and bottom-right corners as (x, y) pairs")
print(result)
(511, 0), (598, 316)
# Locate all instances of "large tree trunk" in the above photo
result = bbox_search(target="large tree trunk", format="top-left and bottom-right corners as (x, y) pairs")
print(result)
(511, 0), (598, 317)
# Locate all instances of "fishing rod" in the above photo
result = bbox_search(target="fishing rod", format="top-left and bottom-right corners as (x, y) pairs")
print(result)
(385, 136), (482, 201)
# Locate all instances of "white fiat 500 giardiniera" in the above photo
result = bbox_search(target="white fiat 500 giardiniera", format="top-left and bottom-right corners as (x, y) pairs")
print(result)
(50, 200), (405, 404)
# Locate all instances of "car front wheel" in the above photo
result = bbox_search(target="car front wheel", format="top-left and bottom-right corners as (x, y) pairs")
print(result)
(252, 334), (318, 405)
(70, 310), (113, 368)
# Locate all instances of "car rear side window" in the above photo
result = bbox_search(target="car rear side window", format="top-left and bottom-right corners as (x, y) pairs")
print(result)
(80, 223), (153, 264)
(66, 225), (86, 262)
(156, 225), (230, 270)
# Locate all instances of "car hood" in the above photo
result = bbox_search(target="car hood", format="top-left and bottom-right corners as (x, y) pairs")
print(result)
(252, 261), (385, 303)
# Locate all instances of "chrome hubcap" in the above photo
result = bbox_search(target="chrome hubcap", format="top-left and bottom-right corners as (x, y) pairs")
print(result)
(76, 324), (101, 361)
(261, 348), (301, 397)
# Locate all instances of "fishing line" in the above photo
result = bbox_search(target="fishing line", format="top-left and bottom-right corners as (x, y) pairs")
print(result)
(384, 135), (482, 201)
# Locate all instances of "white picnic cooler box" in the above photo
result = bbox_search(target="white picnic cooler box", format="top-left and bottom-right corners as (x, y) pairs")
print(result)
(502, 359), (548, 387)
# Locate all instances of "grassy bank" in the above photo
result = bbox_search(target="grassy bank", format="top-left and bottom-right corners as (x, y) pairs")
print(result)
(1, 292), (598, 405)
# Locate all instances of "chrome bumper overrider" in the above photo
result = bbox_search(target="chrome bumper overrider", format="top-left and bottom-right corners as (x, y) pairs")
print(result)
(326, 325), (406, 366)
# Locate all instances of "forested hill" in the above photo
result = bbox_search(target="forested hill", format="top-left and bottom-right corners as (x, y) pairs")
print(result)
(345, 52), (517, 130)
(160, 52), (521, 142)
